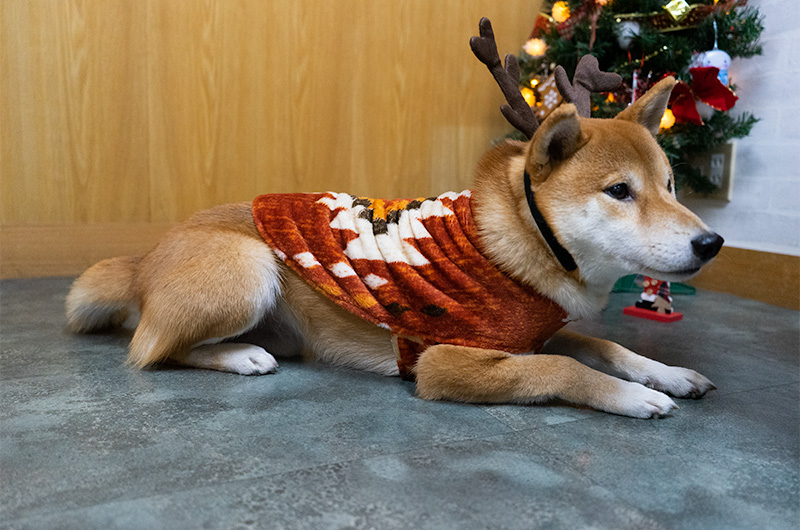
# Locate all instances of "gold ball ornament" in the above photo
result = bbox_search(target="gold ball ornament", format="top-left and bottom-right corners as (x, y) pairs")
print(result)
(615, 20), (640, 50)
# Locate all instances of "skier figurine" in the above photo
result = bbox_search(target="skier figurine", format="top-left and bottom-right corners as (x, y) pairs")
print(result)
(623, 276), (684, 323)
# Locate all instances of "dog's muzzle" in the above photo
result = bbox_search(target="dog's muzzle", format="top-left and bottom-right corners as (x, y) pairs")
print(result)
(691, 232), (725, 261)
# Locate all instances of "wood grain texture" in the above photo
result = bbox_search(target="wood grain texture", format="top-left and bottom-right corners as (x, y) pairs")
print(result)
(1, 0), (150, 225)
(2, 0), (542, 277)
(0, 223), (174, 279)
(1, 0), (542, 226)
(689, 247), (800, 311)
(2, 1), (542, 277)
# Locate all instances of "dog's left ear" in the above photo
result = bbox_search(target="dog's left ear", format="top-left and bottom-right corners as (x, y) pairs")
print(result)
(527, 103), (585, 183)
(615, 76), (676, 136)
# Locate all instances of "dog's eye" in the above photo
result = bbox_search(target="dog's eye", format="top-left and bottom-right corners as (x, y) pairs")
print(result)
(605, 183), (631, 200)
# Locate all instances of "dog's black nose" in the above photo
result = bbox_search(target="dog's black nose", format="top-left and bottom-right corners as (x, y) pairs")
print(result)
(691, 232), (724, 261)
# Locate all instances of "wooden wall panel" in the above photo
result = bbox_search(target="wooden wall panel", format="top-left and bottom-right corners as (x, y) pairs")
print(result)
(689, 247), (800, 311)
(0, 223), (173, 279)
(1, 0), (150, 225)
(1, 0), (543, 277)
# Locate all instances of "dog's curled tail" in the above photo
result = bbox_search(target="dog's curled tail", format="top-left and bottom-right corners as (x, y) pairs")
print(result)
(66, 256), (141, 333)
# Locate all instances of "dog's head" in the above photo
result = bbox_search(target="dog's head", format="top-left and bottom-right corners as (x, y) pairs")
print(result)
(470, 19), (723, 285)
(524, 77), (723, 284)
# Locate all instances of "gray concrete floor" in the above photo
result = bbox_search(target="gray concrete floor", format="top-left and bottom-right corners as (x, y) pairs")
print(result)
(1, 277), (798, 529)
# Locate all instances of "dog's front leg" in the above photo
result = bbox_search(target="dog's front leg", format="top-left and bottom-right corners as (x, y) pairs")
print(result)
(543, 330), (716, 399)
(414, 344), (678, 419)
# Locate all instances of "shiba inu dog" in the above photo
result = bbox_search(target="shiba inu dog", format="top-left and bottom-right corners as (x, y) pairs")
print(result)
(66, 20), (723, 418)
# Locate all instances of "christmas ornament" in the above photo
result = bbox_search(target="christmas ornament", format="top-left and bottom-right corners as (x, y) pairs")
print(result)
(692, 21), (732, 85)
(650, 5), (714, 32)
(535, 73), (563, 121)
(615, 20), (640, 50)
(629, 70), (654, 105)
(664, 0), (692, 22)
(669, 67), (738, 125)
(613, 3), (716, 33)
(607, 1), (746, 35)
(697, 48), (731, 84)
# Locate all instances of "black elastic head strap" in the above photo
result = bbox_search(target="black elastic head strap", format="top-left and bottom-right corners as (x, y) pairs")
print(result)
(523, 170), (578, 272)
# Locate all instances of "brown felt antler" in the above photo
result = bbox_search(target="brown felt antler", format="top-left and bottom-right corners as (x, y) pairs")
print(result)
(554, 55), (622, 118)
(470, 17), (539, 139)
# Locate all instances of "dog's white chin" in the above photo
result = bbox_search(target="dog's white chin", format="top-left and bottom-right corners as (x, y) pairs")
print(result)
(637, 265), (703, 282)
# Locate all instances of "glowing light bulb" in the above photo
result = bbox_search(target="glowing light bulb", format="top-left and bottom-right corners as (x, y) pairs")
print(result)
(523, 38), (547, 57)
(660, 108), (676, 130)
(552, 1), (571, 23)
(520, 86), (536, 107)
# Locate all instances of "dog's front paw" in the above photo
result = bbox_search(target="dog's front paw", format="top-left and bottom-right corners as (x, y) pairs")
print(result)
(603, 381), (678, 419)
(643, 366), (716, 399)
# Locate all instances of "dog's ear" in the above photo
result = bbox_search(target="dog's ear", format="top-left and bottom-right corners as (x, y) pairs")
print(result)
(615, 76), (676, 136)
(526, 103), (584, 183)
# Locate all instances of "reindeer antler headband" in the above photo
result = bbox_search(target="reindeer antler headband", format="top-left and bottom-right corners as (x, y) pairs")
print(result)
(470, 18), (540, 139)
(471, 17), (622, 139)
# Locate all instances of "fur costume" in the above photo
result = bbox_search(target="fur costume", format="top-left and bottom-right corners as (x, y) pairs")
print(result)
(252, 190), (568, 380)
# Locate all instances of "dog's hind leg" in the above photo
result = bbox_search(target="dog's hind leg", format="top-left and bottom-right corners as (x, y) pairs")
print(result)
(127, 203), (286, 374)
(415, 344), (678, 419)
(542, 330), (716, 399)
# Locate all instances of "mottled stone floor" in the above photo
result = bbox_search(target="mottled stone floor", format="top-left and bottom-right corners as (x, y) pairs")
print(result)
(1, 277), (798, 529)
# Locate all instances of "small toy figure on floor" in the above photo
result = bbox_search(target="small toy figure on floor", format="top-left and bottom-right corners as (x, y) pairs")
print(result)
(623, 276), (684, 322)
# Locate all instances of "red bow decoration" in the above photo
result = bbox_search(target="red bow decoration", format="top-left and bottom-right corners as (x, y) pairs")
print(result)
(669, 67), (738, 126)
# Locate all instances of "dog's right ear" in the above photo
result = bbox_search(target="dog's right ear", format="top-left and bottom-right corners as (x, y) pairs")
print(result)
(526, 103), (584, 183)
(615, 76), (676, 136)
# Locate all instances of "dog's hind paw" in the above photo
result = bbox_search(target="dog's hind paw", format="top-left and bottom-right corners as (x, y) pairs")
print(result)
(177, 343), (278, 375)
(643, 366), (716, 400)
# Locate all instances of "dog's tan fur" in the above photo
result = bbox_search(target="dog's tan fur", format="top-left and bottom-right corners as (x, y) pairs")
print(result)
(66, 77), (720, 418)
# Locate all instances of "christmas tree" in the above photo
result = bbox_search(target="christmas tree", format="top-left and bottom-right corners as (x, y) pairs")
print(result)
(513, 0), (764, 194)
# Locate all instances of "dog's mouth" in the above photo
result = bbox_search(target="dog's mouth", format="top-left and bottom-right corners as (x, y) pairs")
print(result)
(639, 265), (702, 280)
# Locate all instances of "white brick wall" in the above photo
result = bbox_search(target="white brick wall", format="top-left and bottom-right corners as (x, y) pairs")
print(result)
(680, 0), (800, 256)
